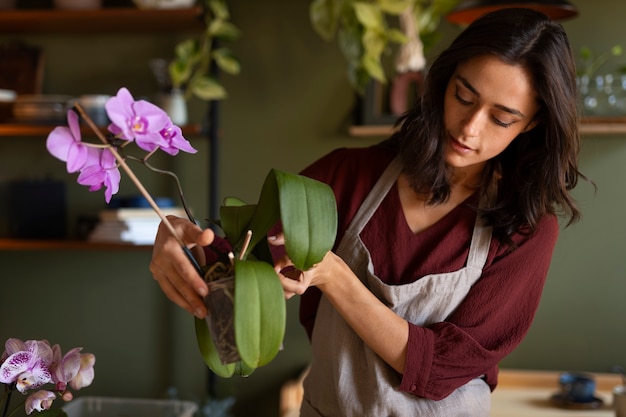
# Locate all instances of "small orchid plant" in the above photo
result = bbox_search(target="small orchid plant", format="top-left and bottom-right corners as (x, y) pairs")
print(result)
(0, 338), (95, 417)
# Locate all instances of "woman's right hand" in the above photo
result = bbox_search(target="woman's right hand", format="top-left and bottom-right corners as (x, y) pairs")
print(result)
(149, 216), (215, 318)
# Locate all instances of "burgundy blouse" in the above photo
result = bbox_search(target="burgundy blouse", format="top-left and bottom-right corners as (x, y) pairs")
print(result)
(297, 142), (559, 400)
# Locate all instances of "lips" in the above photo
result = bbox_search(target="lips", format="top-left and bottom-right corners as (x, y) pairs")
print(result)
(449, 136), (474, 154)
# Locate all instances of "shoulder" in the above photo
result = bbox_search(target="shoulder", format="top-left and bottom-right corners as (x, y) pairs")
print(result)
(300, 141), (396, 189)
(491, 214), (560, 264)
(299, 141), (397, 241)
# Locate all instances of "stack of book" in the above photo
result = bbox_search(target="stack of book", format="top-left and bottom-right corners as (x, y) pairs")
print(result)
(87, 207), (187, 245)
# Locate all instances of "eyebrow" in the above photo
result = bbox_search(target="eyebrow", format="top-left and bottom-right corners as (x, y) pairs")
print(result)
(457, 75), (526, 118)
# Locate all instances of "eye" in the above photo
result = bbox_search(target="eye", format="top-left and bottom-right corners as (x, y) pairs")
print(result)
(493, 118), (513, 128)
(454, 88), (472, 105)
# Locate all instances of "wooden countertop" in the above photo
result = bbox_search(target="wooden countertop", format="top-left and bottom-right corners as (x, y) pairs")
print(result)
(279, 368), (623, 417)
(493, 369), (623, 416)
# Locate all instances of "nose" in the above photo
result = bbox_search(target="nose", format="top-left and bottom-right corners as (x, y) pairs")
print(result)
(459, 109), (483, 138)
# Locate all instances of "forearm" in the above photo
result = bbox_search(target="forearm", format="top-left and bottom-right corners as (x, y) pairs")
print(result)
(318, 268), (409, 374)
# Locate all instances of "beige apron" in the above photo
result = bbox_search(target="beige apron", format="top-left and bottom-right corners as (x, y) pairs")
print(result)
(301, 157), (493, 417)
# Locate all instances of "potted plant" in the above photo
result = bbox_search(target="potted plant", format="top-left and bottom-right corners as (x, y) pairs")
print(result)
(309, 0), (459, 93)
(45, 87), (338, 379)
(168, 0), (241, 102)
(196, 170), (337, 377)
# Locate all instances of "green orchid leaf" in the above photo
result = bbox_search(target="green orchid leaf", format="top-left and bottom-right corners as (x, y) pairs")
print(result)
(251, 234), (273, 264)
(233, 357), (256, 377)
(244, 169), (337, 270)
(243, 171), (281, 258)
(194, 317), (235, 378)
(224, 196), (247, 206)
(190, 76), (227, 100)
(220, 204), (257, 251)
(234, 260), (286, 368)
(274, 170), (337, 270)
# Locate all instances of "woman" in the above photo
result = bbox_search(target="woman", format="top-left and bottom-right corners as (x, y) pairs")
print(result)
(150, 8), (584, 416)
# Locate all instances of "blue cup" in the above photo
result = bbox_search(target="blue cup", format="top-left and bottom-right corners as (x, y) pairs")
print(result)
(559, 372), (596, 403)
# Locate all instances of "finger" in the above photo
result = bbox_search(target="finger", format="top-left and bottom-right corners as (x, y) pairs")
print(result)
(155, 276), (196, 316)
(273, 254), (295, 275)
(155, 264), (207, 318)
(173, 216), (214, 247)
(151, 217), (211, 298)
(170, 246), (209, 298)
(152, 267), (207, 318)
(279, 271), (308, 296)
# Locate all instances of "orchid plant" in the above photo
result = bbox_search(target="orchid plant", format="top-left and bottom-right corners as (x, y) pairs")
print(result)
(0, 338), (95, 417)
(45, 87), (338, 379)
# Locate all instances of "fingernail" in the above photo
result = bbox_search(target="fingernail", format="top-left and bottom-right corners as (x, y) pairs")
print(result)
(268, 235), (277, 241)
(195, 309), (205, 319)
(197, 286), (207, 297)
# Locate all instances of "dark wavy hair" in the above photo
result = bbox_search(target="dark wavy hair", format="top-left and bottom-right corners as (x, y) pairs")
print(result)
(390, 8), (584, 243)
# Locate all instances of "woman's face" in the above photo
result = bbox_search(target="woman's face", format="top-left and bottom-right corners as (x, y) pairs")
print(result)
(443, 54), (539, 177)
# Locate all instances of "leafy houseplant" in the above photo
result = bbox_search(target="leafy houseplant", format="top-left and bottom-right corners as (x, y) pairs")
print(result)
(309, 0), (459, 93)
(45, 87), (338, 378)
(165, 0), (457, 99)
(167, 0), (241, 101)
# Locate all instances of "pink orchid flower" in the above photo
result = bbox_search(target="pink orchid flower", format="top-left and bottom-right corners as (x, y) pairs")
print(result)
(159, 121), (197, 156)
(105, 87), (169, 152)
(0, 341), (53, 393)
(50, 346), (82, 386)
(77, 148), (121, 203)
(46, 110), (89, 173)
(68, 353), (95, 390)
(25, 390), (56, 415)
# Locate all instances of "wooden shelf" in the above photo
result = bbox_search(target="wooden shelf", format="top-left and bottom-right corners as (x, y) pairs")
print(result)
(0, 238), (151, 251)
(0, 7), (204, 34)
(349, 117), (626, 137)
(0, 123), (203, 137)
(579, 116), (626, 134)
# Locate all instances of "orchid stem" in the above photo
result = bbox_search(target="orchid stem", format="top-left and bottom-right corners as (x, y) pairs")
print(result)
(1, 388), (12, 417)
(73, 103), (203, 275)
(141, 158), (197, 225)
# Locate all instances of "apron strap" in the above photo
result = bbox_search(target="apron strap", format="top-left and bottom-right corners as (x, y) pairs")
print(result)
(345, 156), (403, 234)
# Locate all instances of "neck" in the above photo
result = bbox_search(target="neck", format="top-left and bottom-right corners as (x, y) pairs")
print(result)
(448, 163), (485, 191)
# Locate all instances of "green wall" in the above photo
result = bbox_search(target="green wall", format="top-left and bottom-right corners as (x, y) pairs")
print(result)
(1, 1), (625, 416)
